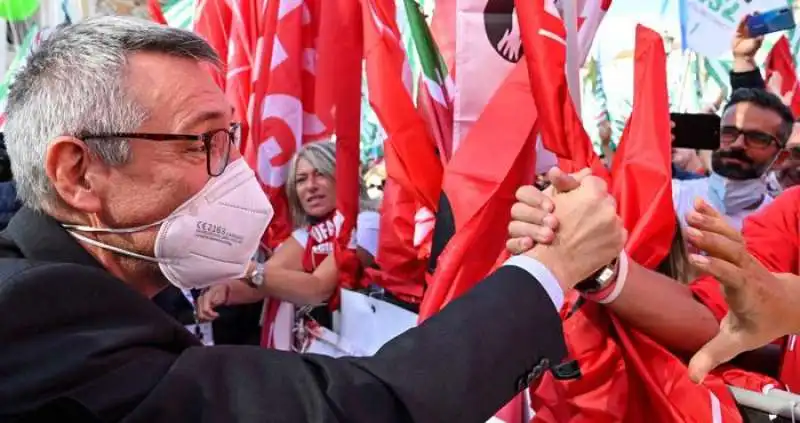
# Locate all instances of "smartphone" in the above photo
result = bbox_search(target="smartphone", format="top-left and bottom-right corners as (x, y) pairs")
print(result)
(670, 113), (721, 151)
(746, 7), (796, 37)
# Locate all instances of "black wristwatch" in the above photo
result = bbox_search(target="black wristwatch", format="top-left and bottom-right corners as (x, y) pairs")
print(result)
(574, 259), (618, 293)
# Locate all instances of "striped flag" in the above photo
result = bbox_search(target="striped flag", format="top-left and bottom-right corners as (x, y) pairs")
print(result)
(404, 0), (454, 162)
(452, 0), (610, 151)
(361, 0), (442, 212)
(148, 0), (169, 24)
(765, 35), (800, 116)
(361, 0), (442, 301)
(164, 0), (194, 29)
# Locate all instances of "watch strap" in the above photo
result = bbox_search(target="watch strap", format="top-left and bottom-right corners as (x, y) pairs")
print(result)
(574, 259), (618, 293)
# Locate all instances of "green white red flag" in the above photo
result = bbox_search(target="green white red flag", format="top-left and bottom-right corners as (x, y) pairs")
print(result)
(361, 0), (443, 300)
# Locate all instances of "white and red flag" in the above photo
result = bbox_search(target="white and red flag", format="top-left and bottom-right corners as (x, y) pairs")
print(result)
(765, 35), (800, 117)
(452, 0), (610, 150)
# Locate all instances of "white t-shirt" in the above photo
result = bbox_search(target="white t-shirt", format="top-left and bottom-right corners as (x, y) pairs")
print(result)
(291, 211), (380, 257)
(672, 177), (773, 232)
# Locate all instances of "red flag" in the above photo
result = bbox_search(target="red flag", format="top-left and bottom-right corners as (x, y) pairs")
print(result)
(361, 0), (442, 211)
(148, 0), (168, 25)
(366, 176), (426, 302)
(359, 0), (442, 299)
(515, 0), (607, 178)
(529, 24), (762, 423)
(609, 26), (674, 269)
(330, 0), (364, 289)
(197, 0), (340, 346)
(418, 62), (537, 320)
(194, 0), (232, 89)
(405, 0), (454, 164)
(765, 35), (800, 117)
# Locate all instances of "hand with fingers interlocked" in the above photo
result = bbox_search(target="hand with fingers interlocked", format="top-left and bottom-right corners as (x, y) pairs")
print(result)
(684, 198), (800, 383)
(507, 167), (626, 292)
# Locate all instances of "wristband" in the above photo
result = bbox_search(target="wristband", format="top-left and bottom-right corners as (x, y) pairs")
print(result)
(582, 251), (629, 304)
(596, 252), (629, 304)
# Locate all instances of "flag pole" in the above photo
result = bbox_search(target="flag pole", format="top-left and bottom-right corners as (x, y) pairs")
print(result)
(675, 50), (693, 112)
(729, 386), (800, 419)
(563, 0), (581, 117)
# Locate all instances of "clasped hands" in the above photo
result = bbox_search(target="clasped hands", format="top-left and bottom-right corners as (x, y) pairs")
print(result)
(509, 168), (800, 383)
(507, 168), (626, 292)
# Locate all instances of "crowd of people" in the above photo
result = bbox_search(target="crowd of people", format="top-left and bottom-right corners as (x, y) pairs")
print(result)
(0, 11), (799, 423)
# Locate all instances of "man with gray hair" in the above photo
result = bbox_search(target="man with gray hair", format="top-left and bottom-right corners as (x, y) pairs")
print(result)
(0, 16), (626, 422)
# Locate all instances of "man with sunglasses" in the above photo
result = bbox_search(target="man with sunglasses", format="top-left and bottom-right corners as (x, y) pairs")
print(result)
(672, 88), (794, 232)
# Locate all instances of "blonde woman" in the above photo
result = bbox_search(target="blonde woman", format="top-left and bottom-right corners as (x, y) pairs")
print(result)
(197, 141), (380, 320)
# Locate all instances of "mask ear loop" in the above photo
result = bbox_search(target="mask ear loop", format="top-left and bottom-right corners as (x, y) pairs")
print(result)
(62, 218), (164, 234)
(761, 147), (786, 182)
(67, 231), (172, 263)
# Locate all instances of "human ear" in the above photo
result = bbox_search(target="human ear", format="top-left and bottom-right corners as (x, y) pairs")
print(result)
(45, 136), (106, 213)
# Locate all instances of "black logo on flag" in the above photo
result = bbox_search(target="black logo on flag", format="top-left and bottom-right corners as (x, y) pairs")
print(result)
(484, 0), (523, 63)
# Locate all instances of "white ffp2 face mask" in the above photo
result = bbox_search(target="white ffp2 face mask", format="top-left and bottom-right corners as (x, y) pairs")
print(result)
(63, 158), (274, 290)
(707, 172), (767, 215)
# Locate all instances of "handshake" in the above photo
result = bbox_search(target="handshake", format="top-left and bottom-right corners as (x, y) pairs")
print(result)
(507, 168), (627, 292)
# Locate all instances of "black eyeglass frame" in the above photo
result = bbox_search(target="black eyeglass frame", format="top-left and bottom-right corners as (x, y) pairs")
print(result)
(79, 122), (241, 177)
(720, 125), (782, 150)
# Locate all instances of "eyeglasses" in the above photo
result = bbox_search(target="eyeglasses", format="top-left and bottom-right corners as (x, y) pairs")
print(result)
(720, 126), (781, 150)
(80, 123), (240, 177)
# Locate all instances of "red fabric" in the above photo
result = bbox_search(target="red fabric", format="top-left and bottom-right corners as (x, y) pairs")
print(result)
(148, 0), (168, 25)
(765, 36), (800, 117)
(362, 0), (443, 211)
(415, 62), (537, 417)
(301, 212), (338, 273)
(526, 23), (754, 422)
(193, 0), (232, 89)
(328, 0), (363, 290)
(690, 186), (800, 391)
(609, 26), (675, 269)
(429, 0), (456, 78)
(359, 0), (436, 304)
(515, 0), (608, 179)
(743, 186), (800, 274)
(408, 0), (454, 165)
(365, 176), (426, 303)
(689, 275), (730, 322)
(425, 0), (455, 162)
(417, 62), (538, 320)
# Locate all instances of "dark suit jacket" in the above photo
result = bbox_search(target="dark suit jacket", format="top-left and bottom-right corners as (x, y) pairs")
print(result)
(151, 285), (263, 346)
(0, 207), (567, 423)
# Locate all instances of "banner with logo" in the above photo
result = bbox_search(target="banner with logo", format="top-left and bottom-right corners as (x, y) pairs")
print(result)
(680, 0), (787, 59)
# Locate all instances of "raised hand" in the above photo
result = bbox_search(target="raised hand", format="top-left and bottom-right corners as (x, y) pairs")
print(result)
(685, 198), (800, 382)
(732, 14), (763, 60)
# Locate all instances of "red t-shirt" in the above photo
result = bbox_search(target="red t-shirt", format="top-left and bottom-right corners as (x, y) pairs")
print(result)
(690, 186), (800, 390)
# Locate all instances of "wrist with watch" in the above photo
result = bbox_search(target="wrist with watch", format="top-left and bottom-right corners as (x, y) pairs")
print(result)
(575, 252), (629, 304)
(244, 248), (267, 289)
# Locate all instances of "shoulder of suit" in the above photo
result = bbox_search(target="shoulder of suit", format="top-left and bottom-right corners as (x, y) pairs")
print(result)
(0, 261), (151, 309)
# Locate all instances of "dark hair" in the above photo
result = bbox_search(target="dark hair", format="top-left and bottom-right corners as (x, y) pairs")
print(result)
(0, 149), (12, 183)
(723, 88), (795, 145)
